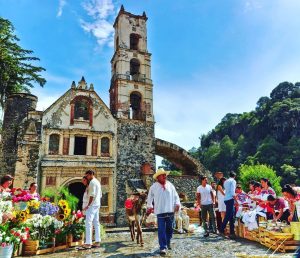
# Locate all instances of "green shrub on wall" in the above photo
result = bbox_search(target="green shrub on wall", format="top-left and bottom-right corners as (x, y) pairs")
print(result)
(169, 170), (182, 176)
(238, 164), (281, 195)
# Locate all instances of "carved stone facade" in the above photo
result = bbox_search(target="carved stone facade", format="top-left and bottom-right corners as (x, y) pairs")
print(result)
(0, 7), (157, 225)
(0, 6), (208, 226)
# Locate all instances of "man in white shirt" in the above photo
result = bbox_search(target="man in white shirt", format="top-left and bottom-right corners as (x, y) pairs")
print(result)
(146, 168), (180, 256)
(220, 171), (236, 238)
(196, 176), (216, 237)
(82, 170), (102, 249)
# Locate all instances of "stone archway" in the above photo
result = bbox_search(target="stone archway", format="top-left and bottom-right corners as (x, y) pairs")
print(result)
(155, 138), (208, 176)
(68, 182), (86, 210)
(62, 178), (85, 210)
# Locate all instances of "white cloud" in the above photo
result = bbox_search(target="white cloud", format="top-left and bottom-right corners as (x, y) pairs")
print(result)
(43, 72), (72, 85)
(31, 88), (61, 111)
(80, 0), (116, 48)
(82, 0), (114, 19)
(57, 0), (66, 17)
(243, 0), (263, 12)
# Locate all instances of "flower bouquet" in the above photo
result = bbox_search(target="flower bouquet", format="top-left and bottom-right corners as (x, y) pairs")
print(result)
(57, 200), (71, 221)
(64, 210), (85, 242)
(25, 214), (63, 249)
(0, 200), (13, 224)
(38, 201), (59, 216)
(0, 222), (29, 255)
(11, 188), (33, 203)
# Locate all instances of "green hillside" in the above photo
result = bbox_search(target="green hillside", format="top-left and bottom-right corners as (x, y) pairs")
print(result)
(196, 81), (300, 185)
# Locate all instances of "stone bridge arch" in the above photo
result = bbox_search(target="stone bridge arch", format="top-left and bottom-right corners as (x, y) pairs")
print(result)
(155, 138), (208, 176)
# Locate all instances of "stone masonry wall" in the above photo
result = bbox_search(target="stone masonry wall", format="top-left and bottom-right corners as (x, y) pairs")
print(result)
(1, 93), (38, 177)
(116, 119), (155, 225)
(168, 175), (200, 203)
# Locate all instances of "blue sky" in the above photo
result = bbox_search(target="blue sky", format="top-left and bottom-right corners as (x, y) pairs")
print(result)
(1, 0), (300, 162)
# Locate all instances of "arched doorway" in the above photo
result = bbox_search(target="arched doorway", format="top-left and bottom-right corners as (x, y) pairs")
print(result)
(68, 182), (86, 210)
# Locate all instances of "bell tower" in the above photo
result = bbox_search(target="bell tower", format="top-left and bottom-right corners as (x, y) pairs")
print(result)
(110, 5), (153, 122)
(110, 6), (156, 225)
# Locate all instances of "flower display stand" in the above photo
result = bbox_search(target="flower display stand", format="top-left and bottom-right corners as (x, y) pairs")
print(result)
(67, 234), (84, 247)
(23, 239), (55, 256)
(237, 220), (300, 254)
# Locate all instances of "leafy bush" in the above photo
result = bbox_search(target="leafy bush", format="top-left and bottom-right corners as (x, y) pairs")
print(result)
(169, 170), (182, 176)
(238, 164), (281, 195)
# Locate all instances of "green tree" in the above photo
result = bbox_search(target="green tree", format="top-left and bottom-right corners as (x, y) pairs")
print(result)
(0, 17), (46, 109)
(253, 136), (283, 167)
(239, 164), (281, 195)
(159, 159), (179, 171)
(270, 81), (298, 102)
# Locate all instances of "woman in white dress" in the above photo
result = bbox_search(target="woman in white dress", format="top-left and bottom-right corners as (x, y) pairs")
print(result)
(217, 177), (226, 221)
(82, 176), (89, 214)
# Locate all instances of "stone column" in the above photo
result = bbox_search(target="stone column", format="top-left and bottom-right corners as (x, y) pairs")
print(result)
(69, 135), (75, 155)
(109, 175), (113, 213)
(87, 135), (92, 156)
(45, 134), (50, 155)
(58, 134), (63, 155)
(97, 137), (101, 156)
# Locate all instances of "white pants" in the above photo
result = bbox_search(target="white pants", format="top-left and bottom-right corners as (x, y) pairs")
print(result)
(85, 206), (101, 245)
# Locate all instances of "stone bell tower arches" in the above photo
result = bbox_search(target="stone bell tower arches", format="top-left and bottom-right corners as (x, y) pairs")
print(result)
(110, 5), (155, 225)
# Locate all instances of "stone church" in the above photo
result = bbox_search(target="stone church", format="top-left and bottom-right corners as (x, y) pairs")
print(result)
(1, 6), (206, 225)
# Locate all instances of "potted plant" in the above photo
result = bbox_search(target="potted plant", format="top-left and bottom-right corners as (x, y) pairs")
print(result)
(0, 223), (29, 258)
(64, 211), (85, 244)
(24, 214), (63, 251)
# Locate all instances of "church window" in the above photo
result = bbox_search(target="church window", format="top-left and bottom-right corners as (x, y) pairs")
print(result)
(74, 136), (87, 155)
(49, 134), (60, 155)
(70, 96), (93, 126)
(130, 33), (140, 50)
(130, 58), (140, 81)
(130, 92), (144, 120)
(101, 192), (109, 207)
(46, 176), (56, 186)
(74, 99), (89, 120)
(101, 137), (110, 157)
(101, 177), (109, 185)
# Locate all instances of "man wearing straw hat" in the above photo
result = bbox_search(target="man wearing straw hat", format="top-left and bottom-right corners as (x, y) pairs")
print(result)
(146, 168), (181, 256)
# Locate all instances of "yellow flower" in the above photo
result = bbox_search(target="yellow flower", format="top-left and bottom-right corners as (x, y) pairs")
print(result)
(64, 208), (71, 217)
(29, 200), (40, 209)
(58, 200), (68, 207)
(58, 214), (65, 221)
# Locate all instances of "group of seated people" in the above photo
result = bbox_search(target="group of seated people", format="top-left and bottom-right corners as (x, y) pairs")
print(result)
(235, 179), (299, 226)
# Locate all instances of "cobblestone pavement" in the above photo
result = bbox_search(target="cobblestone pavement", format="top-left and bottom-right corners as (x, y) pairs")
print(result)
(29, 230), (297, 258)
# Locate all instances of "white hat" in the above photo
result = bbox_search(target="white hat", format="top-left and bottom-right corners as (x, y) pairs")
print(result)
(153, 168), (170, 180)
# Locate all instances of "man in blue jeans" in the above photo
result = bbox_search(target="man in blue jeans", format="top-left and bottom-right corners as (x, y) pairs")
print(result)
(147, 168), (181, 256)
(220, 171), (237, 239)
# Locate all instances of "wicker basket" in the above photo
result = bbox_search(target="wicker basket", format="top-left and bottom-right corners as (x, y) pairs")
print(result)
(23, 240), (39, 252)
